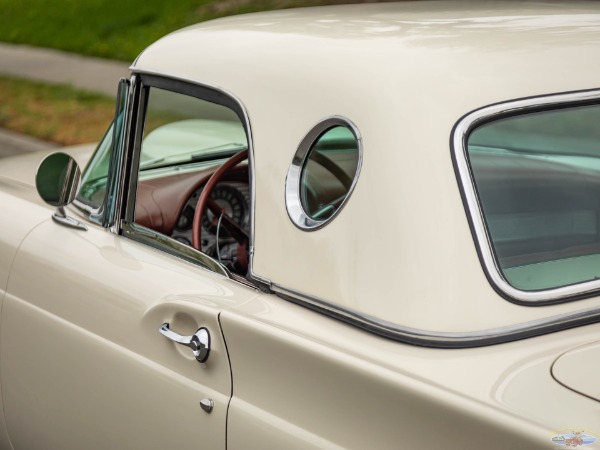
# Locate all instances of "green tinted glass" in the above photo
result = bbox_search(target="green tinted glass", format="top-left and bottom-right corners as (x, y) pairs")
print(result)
(468, 104), (600, 291)
(78, 123), (114, 209)
(138, 87), (246, 170)
(300, 126), (360, 220)
(77, 78), (129, 222)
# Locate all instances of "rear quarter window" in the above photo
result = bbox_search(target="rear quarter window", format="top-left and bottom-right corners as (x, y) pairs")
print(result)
(466, 102), (600, 294)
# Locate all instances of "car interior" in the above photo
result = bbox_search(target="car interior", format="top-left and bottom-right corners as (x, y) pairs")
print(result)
(467, 104), (600, 291)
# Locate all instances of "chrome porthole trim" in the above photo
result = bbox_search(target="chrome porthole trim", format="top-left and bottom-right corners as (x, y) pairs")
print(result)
(285, 116), (363, 231)
(452, 88), (600, 304)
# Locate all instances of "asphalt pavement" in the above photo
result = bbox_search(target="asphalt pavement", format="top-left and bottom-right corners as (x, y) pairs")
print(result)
(0, 43), (130, 157)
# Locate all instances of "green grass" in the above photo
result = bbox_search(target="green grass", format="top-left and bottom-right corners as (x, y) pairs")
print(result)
(0, 0), (397, 61)
(0, 76), (115, 145)
(0, 0), (209, 61)
(0, 76), (202, 145)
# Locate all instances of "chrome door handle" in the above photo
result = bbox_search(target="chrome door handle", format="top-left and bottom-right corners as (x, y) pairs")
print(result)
(159, 323), (210, 363)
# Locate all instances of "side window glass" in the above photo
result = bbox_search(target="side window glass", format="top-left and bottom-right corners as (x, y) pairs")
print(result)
(131, 85), (250, 274)
(78, 123), (114, 210)
(286, 117), (362, 230)
(77, 78), (129, 222)
(138, 88), (246, 170)
(467, 104), (600, 291)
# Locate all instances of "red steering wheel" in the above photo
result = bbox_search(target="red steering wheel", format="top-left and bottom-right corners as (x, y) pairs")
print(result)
(192, 149), (249, 271)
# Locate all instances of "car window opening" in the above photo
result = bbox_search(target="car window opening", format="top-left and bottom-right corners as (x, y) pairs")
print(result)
(467, 103), (600, 292)
(132, 85), (251, 278)
(286, 118), (362, 230)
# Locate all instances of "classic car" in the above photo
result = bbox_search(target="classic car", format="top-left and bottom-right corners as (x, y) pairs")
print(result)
(1, 1), (600, 449)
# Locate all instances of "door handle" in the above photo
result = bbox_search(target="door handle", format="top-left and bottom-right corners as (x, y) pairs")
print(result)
(159, 323), (210, 363)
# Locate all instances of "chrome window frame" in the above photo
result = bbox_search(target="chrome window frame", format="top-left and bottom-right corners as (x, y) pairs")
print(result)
(118, 72), (260, 283)
(72, 122), (113, 222)
(285, 116), (363, 231)
(73, 76), (135, 229)
(452, 88), (600, 304)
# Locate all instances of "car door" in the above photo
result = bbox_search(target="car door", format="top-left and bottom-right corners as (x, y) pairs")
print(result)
(1, 220), (258, 450)
(0, 76), (259, 449)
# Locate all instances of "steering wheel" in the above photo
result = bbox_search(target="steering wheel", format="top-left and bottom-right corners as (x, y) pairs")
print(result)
(192, 149), (250, 271)
(310, 150), (353, 190)
(302, 150), (355, 220)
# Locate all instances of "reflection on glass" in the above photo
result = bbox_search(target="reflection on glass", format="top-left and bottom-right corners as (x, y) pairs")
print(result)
(36, 152), (81, 207)
(468, 104), (600, 291)
(300, 126), (360, 221)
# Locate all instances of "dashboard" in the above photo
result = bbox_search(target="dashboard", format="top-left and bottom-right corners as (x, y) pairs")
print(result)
(172, 181), (250, 250)
(135, 165), (250, 271)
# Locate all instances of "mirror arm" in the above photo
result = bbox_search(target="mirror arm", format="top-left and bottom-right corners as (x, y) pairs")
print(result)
(52, 207), (88, 231)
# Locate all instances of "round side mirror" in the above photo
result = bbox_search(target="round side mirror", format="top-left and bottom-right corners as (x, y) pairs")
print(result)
(36, 152), (87, 231)
(36, 152), (81, 207)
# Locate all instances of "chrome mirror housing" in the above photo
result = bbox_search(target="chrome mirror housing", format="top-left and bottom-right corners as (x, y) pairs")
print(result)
(36, 152), (87, 231)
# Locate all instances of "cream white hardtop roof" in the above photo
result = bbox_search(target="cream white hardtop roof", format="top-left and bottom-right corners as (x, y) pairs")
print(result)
(132, 2), (600, 337)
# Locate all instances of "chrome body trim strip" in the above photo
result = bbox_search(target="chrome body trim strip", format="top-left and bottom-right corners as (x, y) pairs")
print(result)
(110, 76), (137, 233)
(271, 283), (600, 348)
(73, 198), (98, 219)
(122, 222), (230, 277)
(452, 88), (600, 304)
(285, 116), (363, 231)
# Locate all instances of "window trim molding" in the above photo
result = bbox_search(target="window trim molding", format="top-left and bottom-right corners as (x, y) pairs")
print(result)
(74, 77), (135, 228)
(271, 282), (600, 348)
(452, 88), (600, 304)
(119, 71), (260, 283)
(122, 222), (230, 277)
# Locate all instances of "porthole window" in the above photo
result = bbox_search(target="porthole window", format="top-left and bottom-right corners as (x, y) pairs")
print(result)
(286, 116), (362, 230)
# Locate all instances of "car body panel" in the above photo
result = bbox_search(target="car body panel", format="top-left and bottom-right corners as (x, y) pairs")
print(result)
(552, 340), (600, 403)
(0, 145), (95, 187)
(1, 2), (599, 448)
(2, 213), (258, 449)
(0, 146), (93, 289)
(0, 146), (96, 450)
(132, 2), (600, 333)
(221, 294), (600, 449)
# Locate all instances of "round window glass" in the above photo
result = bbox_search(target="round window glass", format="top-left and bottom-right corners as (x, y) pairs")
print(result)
(286, 117), (362, 230)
